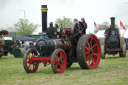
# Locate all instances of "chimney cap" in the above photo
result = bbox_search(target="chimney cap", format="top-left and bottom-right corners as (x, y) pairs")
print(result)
(110, 17), (115, 19)
(41, 5), (47, 8)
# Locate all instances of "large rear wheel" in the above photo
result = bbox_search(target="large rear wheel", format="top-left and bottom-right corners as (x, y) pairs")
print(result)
(23, 49), (39, 73)
(119, 44), (126, 57)
(77, 34), (101, 69)
(119, 37), (126, 57)
(51, 48), (67, 73)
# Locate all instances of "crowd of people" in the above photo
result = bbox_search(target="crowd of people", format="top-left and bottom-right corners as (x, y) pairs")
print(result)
(18, 41), (36, 51)
(73, 18), (88, 33)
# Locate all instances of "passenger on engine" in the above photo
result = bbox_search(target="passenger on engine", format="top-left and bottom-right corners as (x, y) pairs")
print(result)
(73, 18), (78, 22)
(104, 26), (110, 36)
(81, 18), (87, 34)
(104, 25), (113, 36)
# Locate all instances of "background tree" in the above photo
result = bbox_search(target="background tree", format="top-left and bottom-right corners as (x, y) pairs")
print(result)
(94, 21), (118, 33)
(55, 16), (73, 29)
(14, 18), (38, 37)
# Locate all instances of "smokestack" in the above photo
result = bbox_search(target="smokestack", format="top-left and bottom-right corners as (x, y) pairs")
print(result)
(110, 17), (115, 31)
(41, 5), (48, 32)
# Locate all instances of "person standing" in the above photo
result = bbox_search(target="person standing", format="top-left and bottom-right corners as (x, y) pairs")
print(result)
(73, 18), (78, 22)
(81, 18), (87, 34)
(25, 41), (29, 51)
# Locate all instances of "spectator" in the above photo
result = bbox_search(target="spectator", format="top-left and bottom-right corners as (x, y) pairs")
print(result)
(25, 41), (29, 51)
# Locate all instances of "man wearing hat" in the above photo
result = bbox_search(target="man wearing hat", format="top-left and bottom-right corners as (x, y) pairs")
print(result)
(73, 18), (78, 22)
(81, 18), (87, 34)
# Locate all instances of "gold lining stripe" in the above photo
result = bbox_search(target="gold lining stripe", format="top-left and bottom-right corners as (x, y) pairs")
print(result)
(52, 39), (57, 50)
(41, 8), (48, 12)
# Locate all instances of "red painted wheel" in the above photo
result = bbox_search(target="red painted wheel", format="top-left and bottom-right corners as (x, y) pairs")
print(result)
(51, 48), (67, 73)
(23, 49), (39, 73)
(77, 34), (101, 69)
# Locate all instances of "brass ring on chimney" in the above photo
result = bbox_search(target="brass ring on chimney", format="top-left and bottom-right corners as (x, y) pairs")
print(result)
(41, 8), (48, 12)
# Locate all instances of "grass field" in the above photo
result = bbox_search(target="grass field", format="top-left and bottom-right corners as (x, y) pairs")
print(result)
(0, 53), (128, 85)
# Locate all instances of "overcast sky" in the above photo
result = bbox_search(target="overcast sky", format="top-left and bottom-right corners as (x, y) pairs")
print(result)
(0, 0), (128, 34)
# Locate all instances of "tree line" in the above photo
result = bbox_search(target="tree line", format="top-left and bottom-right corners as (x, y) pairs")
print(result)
(0, 16), (120, 37)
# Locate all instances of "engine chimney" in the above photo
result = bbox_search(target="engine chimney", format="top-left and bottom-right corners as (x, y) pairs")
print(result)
(41, 5), (48, 32)
(110, 17), (115, 31)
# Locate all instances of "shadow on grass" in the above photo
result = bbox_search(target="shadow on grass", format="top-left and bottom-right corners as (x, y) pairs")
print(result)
(36, 70), (53, 75)
(102, 56), (125, 59)
(67, 67), (81, 70)
(0, 55), (16, 60)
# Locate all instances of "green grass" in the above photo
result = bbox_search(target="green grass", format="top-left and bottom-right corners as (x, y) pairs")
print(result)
(0, 53), (128, 85)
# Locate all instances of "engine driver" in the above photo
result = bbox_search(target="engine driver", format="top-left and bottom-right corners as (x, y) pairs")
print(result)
(73, 18), (78, 22)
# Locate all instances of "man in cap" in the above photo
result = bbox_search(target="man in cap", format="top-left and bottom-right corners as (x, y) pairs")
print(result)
(73, 18), (78, 22)
(81, 18), (87, 34)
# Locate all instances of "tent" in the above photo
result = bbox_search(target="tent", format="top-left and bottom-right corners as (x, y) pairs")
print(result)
(16, 36), (37, 41)
(96, 30), (105, 38)
(96, 29), (128, 38)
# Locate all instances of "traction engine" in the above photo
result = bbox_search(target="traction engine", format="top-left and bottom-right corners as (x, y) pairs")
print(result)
(0, 30), (8, 58)
(23, 5), (101, 73)
(100, 17), (126, 59)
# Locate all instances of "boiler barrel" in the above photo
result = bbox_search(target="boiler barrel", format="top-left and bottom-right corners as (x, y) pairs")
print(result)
(13, 48), (26, 58)
(36, 38), (71, 55)
(53, 39), (71, 50)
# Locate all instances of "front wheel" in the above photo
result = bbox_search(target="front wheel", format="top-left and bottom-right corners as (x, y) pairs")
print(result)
(77, 34), (101, 69)
(23, 49), (39, 73)
(51, 48), (67, 73)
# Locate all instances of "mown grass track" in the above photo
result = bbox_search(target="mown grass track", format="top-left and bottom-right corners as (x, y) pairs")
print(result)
(0, 53), (128, 85)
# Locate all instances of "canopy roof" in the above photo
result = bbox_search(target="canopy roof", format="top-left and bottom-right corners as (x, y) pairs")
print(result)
(16, 36), (37, 41)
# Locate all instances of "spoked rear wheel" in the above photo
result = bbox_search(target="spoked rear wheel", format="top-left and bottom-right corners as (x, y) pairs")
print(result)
(77, 34), (101, 69)
(51, 48), (67, 73)
(23, 49), (39, 73)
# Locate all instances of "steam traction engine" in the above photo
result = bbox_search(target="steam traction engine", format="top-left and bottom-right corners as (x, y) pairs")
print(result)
(0, 30), (8, 58)
(0, 30), (25, 58)
(23, 5), (101, 73)
(100, 17), (126, 59)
